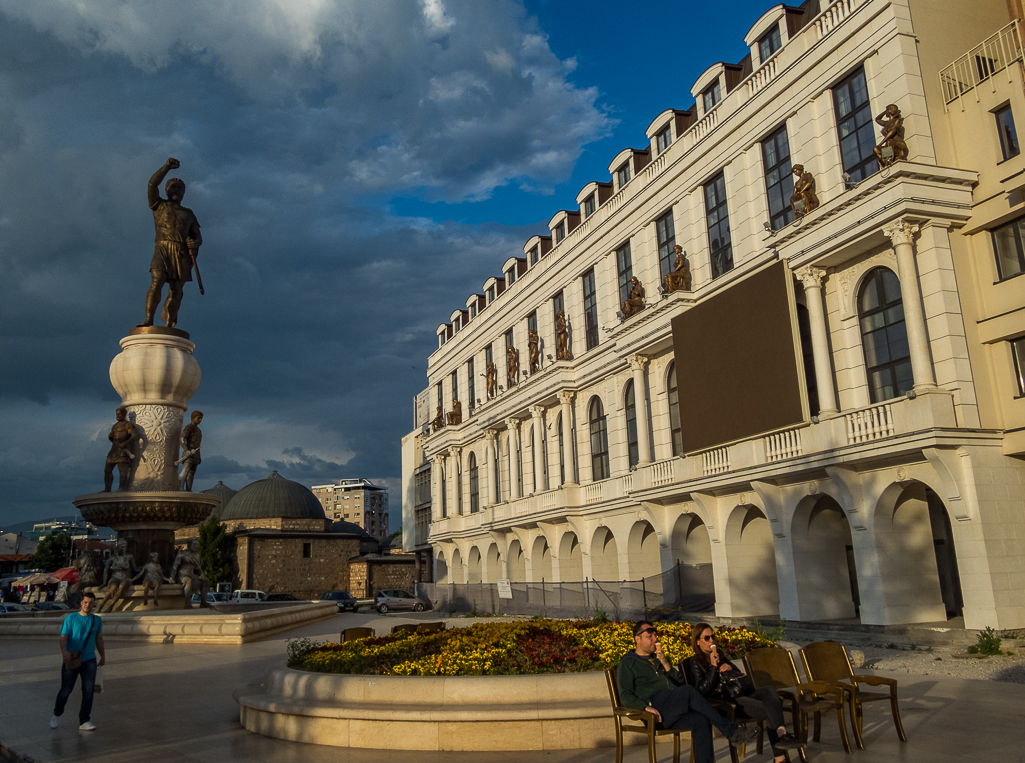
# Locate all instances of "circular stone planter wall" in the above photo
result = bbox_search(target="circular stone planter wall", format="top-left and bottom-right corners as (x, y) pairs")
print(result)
(235, 668), (628, 751)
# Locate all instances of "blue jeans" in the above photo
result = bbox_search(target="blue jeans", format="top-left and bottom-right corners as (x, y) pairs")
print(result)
(54, 658), (96, 724)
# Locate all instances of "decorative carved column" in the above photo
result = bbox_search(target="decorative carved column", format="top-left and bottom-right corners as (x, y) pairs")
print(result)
(483, 430), (496, 508)
(628, 356), (652, 465)
(506, 418), (522, 500)
(557, 391), (576, 485)
(795, 266), (839, 415)
(883, 219), (936, 391)
(530, 405), (546, 493)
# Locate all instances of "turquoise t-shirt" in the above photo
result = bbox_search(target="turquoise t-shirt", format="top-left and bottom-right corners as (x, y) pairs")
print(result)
(61, 612), (102, 661)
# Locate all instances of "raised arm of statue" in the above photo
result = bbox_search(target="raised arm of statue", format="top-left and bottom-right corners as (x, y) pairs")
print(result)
(148, 157), (180, 210)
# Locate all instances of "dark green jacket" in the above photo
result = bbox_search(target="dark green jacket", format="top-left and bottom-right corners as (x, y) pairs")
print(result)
(616, 650), (684, 710)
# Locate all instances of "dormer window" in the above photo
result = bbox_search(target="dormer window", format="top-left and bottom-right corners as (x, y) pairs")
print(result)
(583, 194), (596, 218)
(469, 302), (478, 318)
(702, 81), (722, 113)
(554, 221), (566, 244)
(487, 286), (496, 303)
(616, 162), (631, 188)
(529, 245), (540, 265)
(655, 125), (672, 155)
(453, 316), (461, 332)
(759, 25), (782, 63)
(506, 268), (516, 286)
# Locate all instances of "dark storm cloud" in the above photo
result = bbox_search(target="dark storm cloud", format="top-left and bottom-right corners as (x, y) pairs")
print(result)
(0, 0), (613, 527)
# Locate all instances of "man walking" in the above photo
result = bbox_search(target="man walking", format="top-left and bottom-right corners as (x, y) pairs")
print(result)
(617, 621), (757, 763)
(51, 591), (105, 731)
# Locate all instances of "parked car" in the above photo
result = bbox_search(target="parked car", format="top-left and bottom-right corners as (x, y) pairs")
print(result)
(374, 589), (428, 613)
(230, 589), (267, 602)
(190, 592), (231, 605)
(266, 593), (300, 602)
(0, 603), (30, 614)
(320, 590), (359, 612)
(32, 602), (71, 611)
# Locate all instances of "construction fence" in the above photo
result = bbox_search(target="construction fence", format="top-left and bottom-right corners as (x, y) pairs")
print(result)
(418, 562), (714, 621)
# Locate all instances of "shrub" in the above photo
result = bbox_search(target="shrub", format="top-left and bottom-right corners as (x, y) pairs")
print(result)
(967, 627), (1002, 656)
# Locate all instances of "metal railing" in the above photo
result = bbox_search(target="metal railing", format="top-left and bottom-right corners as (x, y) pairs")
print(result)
(940, 21), (1023, 105)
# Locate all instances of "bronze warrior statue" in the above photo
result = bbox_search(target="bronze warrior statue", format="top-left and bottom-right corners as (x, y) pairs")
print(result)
(873, 104), (907, 169)
(555, 310), (572, 360)
(68, 550), (102, 607)
(663, 245), (690, 294)
(790, 165), (819, 218)
(528, 328), (540, 375)
(506, 345), (519, 387)
(177, 410), (203, 492)
(99, 539), (136, 613)
(103, 407), (139, 492)
(485, 362), (497, 399)
(139, 157), (203, 329)
(171, 538), (209, 608)
(133, 552), (173, 607)
(621, 277), (645, 318)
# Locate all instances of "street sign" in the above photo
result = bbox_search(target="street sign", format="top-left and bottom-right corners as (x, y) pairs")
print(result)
(497, 579), (512, 599)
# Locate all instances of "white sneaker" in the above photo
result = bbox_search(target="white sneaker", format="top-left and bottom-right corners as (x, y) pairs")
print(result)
(79, 721), (96, 731)
(50, 715), (59, 729)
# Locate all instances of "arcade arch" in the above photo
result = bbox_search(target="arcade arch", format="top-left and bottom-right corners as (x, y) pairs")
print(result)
(559, 532), (583, 581)
(590, 526), (620, 581)
(791, 495), (859, 620)
(724, 505), (779, 616)
(467, 546), (483, 583)
(507, 540), (526, 582)
(531, 536), (553, 581)
(485, 543), (502, 584)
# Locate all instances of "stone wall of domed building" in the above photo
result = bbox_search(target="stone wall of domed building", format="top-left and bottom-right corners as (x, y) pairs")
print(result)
(175, 472), (402, 600)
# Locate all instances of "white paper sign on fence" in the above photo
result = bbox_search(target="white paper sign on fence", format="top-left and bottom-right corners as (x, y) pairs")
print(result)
(496, 579), (513, 599)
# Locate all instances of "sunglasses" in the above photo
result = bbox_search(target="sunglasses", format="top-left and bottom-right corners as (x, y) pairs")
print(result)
(639, 628), (658, 637)
(699, 635), (713, 641)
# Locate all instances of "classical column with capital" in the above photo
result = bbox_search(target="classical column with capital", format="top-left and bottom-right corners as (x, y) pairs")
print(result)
(530, 405), (546, 493)
(882, 219), (936, 391)
(430, 454), (445, 520)
(795, 266), (839, 415)
(557, 391), (576, 485)
(450, 446), (462, 515)
(483, 429), (497, 507)
(628, 356), (652, 465)
(507, 418), (522, 500)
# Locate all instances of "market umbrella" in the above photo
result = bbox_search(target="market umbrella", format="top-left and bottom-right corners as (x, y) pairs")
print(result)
(50, 568), (79, 584)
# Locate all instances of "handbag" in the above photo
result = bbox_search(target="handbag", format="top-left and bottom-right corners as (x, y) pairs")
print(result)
(66, 615), (97, 670)
(719, 665), (754, 699)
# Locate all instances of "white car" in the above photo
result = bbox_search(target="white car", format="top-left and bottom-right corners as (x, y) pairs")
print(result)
(230, 589), (267, 602)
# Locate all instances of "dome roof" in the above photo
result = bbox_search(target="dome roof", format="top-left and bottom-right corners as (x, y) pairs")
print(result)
(220, 471), (326, 521)
(328, 519), (372, 537)
(200, 481), (238, 519)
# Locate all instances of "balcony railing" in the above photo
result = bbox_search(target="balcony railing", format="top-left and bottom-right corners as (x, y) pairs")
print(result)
(814, 0), (863, 39)
(940, 21), (1023, 106)
(701, 447), (731, 476)
(765, 427), (803, 462)
(845, 402), (895, 444)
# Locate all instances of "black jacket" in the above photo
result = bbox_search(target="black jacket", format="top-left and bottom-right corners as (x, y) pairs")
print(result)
(683, 654), (741, 700)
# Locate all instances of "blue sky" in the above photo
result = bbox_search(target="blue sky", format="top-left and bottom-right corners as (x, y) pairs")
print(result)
(0, 0), (774, 530)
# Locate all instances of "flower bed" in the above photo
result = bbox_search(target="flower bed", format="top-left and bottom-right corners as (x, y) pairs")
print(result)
(288, 619), (777, 676)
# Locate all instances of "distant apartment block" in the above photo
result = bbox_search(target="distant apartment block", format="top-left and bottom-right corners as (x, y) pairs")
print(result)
(311, 479), (390, 540)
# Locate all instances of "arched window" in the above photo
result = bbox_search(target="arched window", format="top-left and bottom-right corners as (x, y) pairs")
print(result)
(589, 397), (610, 481)
(858, 267), (913, 402)
(468, 453), (479, 513)
(625, 380), (639, 469)
(667, 362), (682, 456)
(557, 413), (565, 485)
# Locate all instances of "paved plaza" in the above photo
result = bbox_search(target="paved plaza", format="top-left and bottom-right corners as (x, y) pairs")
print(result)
(1, 612), (1021, 763)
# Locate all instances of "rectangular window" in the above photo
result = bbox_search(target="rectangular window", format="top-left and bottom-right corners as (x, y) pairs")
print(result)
(485, 343), (493, 370)
(616, 162), (631, 189)
(467, 357), (475, 410)
(997, 105), (1020, 160)
(504, 328), (514, 349)
(453, 315), (461, 333)
(450, 370), (458, 405)
(759, 25), (782, 63)
(655, 125), (672, 155)
(582, 268), (599, 350)
(583, 194), (596, 218)
(436, 381), (443, 412)
(616, 242), (633, 305)
(554, 221), (566, 243)
(702, 81), (722, 113)
(762, 124), (795, 230)
(529, 245), (540, 266)
(992, 216), (1025, 280)
(506, 268), (516, 286)
(487, 286), (496, 302)
(1012, 337), (1025, 396)
(302, 542), (311, 559)
(705, 172), (733, 278)
(833, 66), (877, 183)
(656, 210), (677, 281)
(527, 310), (538, 336)
(469, 302), (477, 319)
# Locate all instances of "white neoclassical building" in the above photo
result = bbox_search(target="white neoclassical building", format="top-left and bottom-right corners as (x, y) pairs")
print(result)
(401, 0), (1025, 631)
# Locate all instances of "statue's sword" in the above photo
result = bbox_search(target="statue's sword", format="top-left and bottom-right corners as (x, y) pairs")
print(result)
(189, 250), (205, 295)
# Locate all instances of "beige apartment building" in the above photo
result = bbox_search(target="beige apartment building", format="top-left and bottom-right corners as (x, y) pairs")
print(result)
(312, 478), (390, 540)
(401, 0), (1025, 631)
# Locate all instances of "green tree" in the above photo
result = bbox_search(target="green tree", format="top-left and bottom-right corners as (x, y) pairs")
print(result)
(30, 533), (72, 572)
(198, 516), (234, 584)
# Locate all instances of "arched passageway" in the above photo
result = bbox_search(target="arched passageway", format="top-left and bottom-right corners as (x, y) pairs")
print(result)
(507, 541), (525, 582)
(435, 551), (449, 584)
(484, 543), (502, 584)
(724, 505), (779, 617)
(559, 533), (583, 581)
(531, 536), (552, 581)
(670, 513), (714, 611)
(467, 547), (483, 584)
(792, 495), (859, 620)
(590, 527), (620, 582)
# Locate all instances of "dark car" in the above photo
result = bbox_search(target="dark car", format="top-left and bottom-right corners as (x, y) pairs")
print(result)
(0, 603), (30, 614)
(266, 593), (300, 602)
(320, 590), (359, 612)
(32, 602), (71, 612)
(374, 589), (429, 613)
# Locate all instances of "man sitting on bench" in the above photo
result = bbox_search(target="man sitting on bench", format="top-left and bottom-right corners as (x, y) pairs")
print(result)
(617, 621), (758, 763)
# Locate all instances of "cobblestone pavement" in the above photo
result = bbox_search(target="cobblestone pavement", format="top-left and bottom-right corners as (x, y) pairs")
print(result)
(1, 612), (1022, 763)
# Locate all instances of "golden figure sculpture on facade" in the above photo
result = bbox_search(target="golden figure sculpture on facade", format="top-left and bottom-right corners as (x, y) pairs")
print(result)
(446, 397), (462, 426)
(507, 345), (519, 387)
(485, 362), (497, 398)
(103, 407), (139, 492)
(620, 277), (646, 319)
(790, 165), (819, 218)
(663, 245), (691, 293)
(139, 158), (204, 329)
(528, 328), (540, 375)
(556, 310), (572, 360)
(431, 405), (445, 432)
(873, 104), (907, 169)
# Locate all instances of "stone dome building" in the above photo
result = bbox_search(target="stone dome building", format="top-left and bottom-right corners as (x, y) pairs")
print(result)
(201, 481), (238, 520)
(220, 471), (326, 533)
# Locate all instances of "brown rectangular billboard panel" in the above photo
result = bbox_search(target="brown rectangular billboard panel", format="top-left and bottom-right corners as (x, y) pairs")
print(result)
(671, 261), (807, 454)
